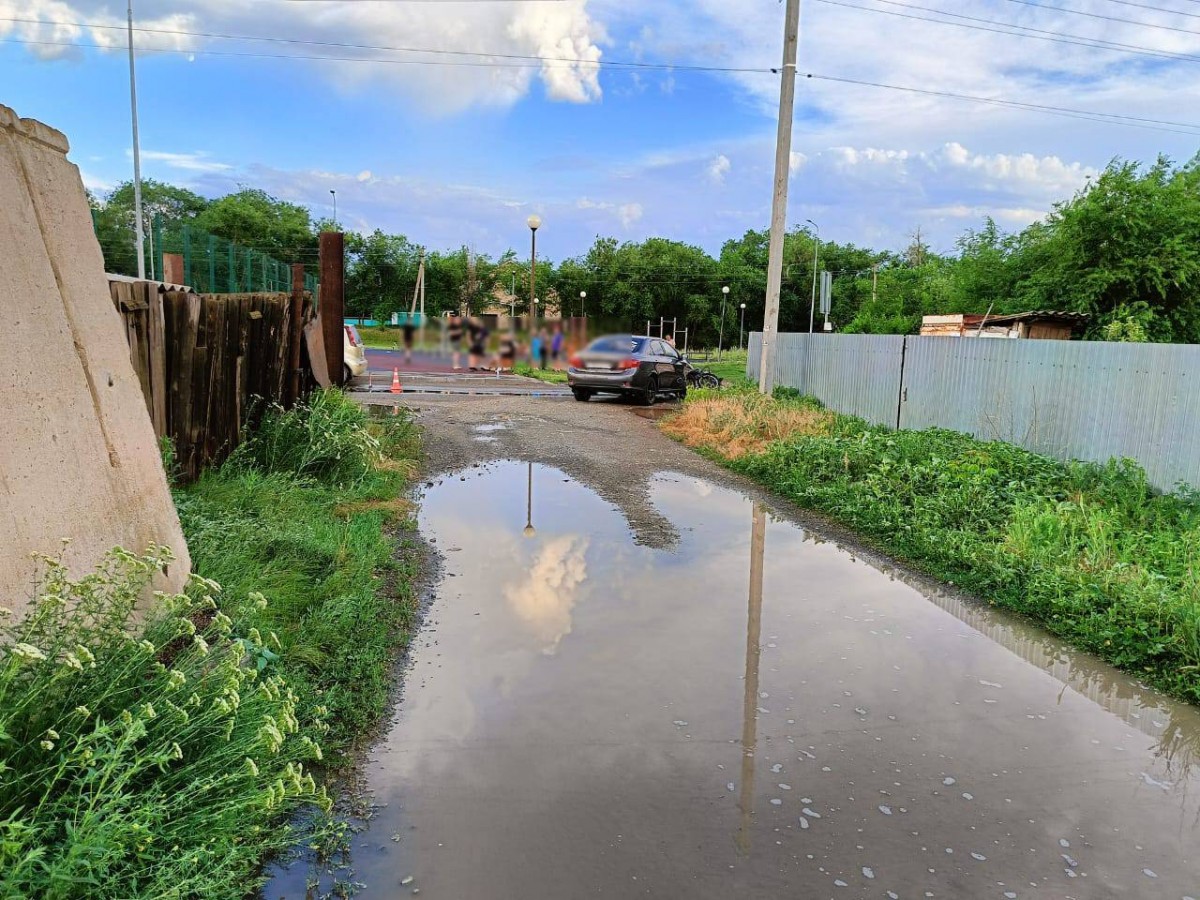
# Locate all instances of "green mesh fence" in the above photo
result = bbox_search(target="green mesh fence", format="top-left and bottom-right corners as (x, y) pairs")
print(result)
(151, 217), (318, 294)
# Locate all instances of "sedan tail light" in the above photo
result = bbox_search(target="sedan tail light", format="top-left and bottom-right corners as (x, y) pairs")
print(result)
(568, 353), (583, 368)
(619, 358), (640, 370)
(344, 325), (360, 347)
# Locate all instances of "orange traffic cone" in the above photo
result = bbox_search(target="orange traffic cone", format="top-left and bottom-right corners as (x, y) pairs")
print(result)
(390, 368), (403, 394)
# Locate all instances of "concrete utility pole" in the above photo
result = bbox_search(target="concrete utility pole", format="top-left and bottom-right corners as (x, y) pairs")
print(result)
(757, 0), (802, 394)
(806, 218), (819, 334)
(126, 0), (145, 279)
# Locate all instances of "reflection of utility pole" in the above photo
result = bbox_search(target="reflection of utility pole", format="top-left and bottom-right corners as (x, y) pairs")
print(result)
(523, 462), (536, 538)
(736, 501), (767, 856)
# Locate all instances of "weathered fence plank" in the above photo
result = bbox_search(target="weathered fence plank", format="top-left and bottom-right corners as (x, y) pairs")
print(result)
(112, 280), (315, 480)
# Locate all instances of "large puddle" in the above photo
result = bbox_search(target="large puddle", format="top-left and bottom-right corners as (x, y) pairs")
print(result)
(273, 461), (1200, 898)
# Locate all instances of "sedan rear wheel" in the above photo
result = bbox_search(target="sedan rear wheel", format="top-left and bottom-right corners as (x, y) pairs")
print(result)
(572, 388), (592, 402)
(640, 375), (658, 406)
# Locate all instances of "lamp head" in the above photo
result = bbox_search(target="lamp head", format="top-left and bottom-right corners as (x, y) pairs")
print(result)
(722, 286), (730, 295)
(527, 214), (542, 231)
(580, 291), (586, 298)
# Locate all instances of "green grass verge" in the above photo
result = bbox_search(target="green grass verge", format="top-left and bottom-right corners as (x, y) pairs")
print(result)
(690, 348), (749, 384)
(513, 362), (569, 384)
(668, 386), (1200, 704)
(0, 391), (422, 898)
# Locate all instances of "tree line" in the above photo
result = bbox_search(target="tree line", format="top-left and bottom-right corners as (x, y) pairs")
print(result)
(91, 153), (1200, 346)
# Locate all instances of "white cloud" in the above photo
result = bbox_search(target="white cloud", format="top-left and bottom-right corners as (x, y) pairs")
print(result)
(503, 535), (589, 652)
(618, 202), (643, 228)
(1, 0), (605, 112)
(707, 153), (731, 184)
(356, 170), (373, 183)
(789, 151), (807, 172)
(140, 150), (231, 173)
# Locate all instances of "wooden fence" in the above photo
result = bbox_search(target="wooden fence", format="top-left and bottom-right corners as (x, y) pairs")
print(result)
(110, 278), (314, 480)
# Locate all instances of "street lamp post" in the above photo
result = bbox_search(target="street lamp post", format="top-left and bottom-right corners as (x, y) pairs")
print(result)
(524, 462), (536, 537)
(740, 303), (747, 350)
(330, 190), (338, 228)
(126, 0), (145, 279)
(580, 290), (586, 318)
(527, 214), (541, 331)
(718, 285), (730, 361)
(805, 218), (820, 334)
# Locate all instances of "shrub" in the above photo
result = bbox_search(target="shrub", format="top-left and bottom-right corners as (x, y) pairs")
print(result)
(229, 390), (384, 486)
(0, 547), (328, 899)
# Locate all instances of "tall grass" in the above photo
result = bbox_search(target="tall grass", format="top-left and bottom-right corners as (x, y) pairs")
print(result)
(1, 391), (422, 897)
(177, 391), (422, 751)
(0, 548), (326, 898)
(665, 389), (1200, 703)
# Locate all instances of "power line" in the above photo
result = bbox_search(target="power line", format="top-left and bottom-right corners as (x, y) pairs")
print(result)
(4, 29), (1197, 135)
(816, 0), (1200, 67)
(1098, 0), (1200, 19)
(0, 35), (767, 73)
(998, 0), (1200, 37)
(0, 20), (769, 73)
(803, 72), (1200, 134)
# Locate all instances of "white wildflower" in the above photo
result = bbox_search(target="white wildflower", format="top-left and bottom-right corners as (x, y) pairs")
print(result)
(62, 652), (83, 672)
(11, 643), (47, 663)
(40, 740), (55, 751)
(193, 635), (210, 656)
(138, 640), (155, 653)
(74, 705), (91, 718)
(245, 757), (260, 777)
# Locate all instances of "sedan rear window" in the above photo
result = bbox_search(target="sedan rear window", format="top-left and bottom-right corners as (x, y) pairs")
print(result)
(588, 337), (647, 354)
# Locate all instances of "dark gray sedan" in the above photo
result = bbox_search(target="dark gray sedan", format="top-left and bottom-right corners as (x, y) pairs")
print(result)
(567, 335), (689, 404)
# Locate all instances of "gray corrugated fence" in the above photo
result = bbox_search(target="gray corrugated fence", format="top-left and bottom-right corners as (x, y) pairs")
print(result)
(747, 332), (1200, 491)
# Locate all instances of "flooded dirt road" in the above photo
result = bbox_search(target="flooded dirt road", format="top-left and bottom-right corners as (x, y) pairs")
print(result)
(279, 396), (1200, 899)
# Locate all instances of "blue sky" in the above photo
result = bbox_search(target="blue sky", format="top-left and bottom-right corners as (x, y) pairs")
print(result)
(1, 0), (1198, 260)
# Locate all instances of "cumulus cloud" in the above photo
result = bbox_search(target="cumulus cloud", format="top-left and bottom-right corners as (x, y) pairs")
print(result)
(503, 535), (589, 653)
(618, 202), (643, 227)
(707, 153), (732, 184)
(1, 0), (605, 112)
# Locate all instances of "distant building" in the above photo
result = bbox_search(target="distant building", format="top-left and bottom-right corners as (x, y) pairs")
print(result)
(920, 311), (1087, 340)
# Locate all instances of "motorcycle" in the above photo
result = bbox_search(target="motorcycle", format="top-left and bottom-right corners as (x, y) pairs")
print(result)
(684, 360), (721, 389)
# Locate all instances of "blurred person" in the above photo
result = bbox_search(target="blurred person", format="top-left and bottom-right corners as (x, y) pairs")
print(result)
(402, 317), (416, 365)
(550, 324), (565, 368)
(530, 328), (544, 369)
(498, 330), (518, 372)
(447, 312), (465, 370)
(538, 327), (550, 370)
(467, 316), (489, 371)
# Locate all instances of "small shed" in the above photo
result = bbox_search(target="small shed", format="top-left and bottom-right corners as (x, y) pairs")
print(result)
(920, 311), (1087, 340)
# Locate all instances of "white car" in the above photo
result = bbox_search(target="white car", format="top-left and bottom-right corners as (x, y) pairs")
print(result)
(343, 325), (369, 382)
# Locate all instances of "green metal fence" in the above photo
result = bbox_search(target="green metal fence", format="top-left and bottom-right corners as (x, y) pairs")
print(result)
(151, 218), (318, 294)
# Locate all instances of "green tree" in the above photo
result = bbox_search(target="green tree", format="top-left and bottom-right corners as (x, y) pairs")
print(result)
(194, 188), (317, 263)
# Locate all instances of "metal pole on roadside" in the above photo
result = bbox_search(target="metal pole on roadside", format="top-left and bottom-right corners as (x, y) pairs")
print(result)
(757, 0), (802, 394)
(718, 285), (729, 361)
(740, 303), (746, 350)
(126, 0), (145, 279)
(806, 219), (819, 334)
(527, 215), (541, 332)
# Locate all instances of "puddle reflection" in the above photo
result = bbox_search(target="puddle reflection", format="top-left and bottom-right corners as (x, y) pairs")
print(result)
(735, 502), (766, 857)
(266, 460), (1200, 899)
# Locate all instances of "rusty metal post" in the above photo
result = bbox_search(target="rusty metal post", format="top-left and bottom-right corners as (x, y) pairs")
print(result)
(287, 263), (306, 407)
(319, 231), (344, 386)
(163, 252), (184, 286)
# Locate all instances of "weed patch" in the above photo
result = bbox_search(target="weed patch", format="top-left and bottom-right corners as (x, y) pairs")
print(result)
(662, 387), (834, 460)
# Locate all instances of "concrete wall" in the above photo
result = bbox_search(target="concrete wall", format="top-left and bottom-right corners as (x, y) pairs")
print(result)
(0, 103), (190, 618)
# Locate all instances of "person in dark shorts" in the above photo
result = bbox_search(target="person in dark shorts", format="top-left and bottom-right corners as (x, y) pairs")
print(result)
(498, 330), (517, 372)
(467, 317), (489, 370)
(447, 313), (465, 369)
(537, 327), (550, 370)
(402, 318), (416, 364)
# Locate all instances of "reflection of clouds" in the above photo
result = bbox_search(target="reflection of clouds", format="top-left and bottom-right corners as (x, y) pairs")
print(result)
(504, 535), (590, 653)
